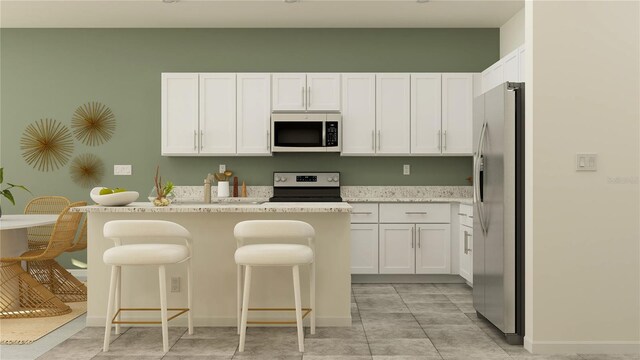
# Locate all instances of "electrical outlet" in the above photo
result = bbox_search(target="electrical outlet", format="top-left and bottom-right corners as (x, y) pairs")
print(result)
(403, 164), (411, 175)
(170, 277), (180, 292)
(219, 164), (226, 173)
(114, 165), (132, 175)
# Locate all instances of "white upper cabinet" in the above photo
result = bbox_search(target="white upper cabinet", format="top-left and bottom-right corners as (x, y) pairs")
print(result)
(411, 73), (442, 155)
(272, 73), (340, 111)
(379, 224), (415, 274)
(518, 46), (526, 83)
(415, 224), (451, 274)
(503, 48), (520, 83)
(272, 73), (306, 111)
(161, 73), (199, 155)
(199, 73), (236, 155)
(306, 73), (341, 111)
(376, 73), (410, 154)
(442, 73), (473, 155)
(237, 73), (272, 155)
(341, 73), (376, 155)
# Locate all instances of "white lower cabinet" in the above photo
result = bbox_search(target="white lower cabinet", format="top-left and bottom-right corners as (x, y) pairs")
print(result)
(379, 224), (415, 274)
(415, 224), (451, 274)
(458, 204), (473, 284)
(350, 224), (379, 274)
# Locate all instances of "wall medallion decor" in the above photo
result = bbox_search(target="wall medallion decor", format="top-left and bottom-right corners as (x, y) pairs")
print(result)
(21, 118), (74, 172)
(71, 102), (116, 146)
(69, 153), (104, 188)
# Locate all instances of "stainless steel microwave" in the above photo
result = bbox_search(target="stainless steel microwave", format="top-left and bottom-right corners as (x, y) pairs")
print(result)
(271, 113), (341, 152)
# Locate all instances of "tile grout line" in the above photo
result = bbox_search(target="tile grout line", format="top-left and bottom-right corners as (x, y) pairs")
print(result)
(351, 286), (374, 360)
(160, 327), (188, 359)
(394, 284), (445, 360)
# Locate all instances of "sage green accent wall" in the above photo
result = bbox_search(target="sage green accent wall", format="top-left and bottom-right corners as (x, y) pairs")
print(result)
(1, 28), (497, 267)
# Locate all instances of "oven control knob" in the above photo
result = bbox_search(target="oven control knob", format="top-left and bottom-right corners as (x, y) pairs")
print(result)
(275, 176), (281, 182)
(327, 177), (332, 182)
(281, 177), (287, 182)
(332, 177), (339, 182)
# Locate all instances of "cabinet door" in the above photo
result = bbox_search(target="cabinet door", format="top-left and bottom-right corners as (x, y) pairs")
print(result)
(161, 73), (199, 155)
(442, 73), (473, 155)
(307, 73), (340, 111)
(379, 224), (415, 274)
(518, 46), (526, 83)
(411, 73), (442, 154)
(237, 73), (272, 155)
(459, 225), (473, 283)
(350, 224), (379, 274)
(272, 73), (306, 111)
(376, 74), (410, 154)
(199, 73), (236, 155)
(415, 224), (451, 274)
(503, 49), (520, 82)
(482, 62), (504, 93)
(341, 73), (376, 155)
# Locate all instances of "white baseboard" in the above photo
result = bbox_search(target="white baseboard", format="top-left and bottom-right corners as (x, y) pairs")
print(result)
(525, 338), (640, 354)
(67, 269), (87, 282)
(86, 316), (351, 328)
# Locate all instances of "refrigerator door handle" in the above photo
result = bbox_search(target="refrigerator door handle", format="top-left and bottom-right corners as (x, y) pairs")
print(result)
(474, 122), (488, 236)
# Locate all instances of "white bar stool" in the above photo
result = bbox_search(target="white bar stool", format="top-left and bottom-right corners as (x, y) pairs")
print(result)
(102, 220), (193, 354)
(234, 220), (316, 353)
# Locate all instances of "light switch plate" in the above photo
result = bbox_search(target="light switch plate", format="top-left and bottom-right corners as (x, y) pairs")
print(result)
(576, 154), (597, 171)
(403, 164), (410, 175)
(114, 165), (132, 175)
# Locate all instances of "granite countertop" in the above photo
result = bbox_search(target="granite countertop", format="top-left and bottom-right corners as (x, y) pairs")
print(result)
(343, 197), (473, 204)
(72, 201), (352, 213)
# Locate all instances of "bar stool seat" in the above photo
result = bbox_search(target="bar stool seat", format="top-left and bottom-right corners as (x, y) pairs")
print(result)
(234, 244), (313, 266)
(104, 244), (189, 265)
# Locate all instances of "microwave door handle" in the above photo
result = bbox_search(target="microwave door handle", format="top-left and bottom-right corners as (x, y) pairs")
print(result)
(322, 121), (326, 146)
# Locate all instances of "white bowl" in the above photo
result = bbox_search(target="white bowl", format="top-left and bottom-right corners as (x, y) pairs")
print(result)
(90, 187), (139, 206)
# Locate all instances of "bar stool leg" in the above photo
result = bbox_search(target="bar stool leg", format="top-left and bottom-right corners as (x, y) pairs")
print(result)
(239, 265), (252, 352)
(114, 268), (121, 335)
(103, 265), (119, 352)
(310, 261), (316, 335)
(159, 265), (169, 354)
(187, 259), (193, 335)
(236, 264), (242, 335)
(292, 265), (304, 352)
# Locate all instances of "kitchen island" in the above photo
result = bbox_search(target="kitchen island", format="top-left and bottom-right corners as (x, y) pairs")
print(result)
(73, 201), (352, 327)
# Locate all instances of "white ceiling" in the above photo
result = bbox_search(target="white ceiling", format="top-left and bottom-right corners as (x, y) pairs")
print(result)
(0, 0), (523, 28)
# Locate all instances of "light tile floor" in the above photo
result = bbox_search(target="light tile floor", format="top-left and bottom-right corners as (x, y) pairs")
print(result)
(15, 283), (640, 360)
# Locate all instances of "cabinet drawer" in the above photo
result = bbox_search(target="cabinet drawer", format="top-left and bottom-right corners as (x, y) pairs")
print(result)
(379, 203), (450, 223)
(349, 203), (379, 223)
(458, 204), (473, 227)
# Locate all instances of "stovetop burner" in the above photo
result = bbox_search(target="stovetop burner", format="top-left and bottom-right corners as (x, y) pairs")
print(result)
(269, 172), (342, 203)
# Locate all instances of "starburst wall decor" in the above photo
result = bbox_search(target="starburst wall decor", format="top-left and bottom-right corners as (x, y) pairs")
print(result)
(21, 118), (74, 172)
(69, 153), (104, 188)
(71, 102), (116, 146)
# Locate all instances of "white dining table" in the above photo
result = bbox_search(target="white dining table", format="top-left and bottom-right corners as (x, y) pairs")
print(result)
(0, 214), (58, 258)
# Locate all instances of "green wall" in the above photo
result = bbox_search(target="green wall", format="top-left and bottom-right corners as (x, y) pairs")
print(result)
(1, 28), (498, 267)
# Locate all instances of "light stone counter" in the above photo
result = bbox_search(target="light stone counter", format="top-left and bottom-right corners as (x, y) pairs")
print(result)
(79, 202), (352, 329)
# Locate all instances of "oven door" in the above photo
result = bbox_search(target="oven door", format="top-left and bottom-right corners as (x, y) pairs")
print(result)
(271, 114), (327, 152)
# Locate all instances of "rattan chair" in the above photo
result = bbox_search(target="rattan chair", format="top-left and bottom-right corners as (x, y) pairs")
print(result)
(0, 202), (85, 318)
(24, 196), (70, 251)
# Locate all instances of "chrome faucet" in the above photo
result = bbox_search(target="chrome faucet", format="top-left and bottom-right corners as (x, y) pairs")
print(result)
(204, 173), (215, 203)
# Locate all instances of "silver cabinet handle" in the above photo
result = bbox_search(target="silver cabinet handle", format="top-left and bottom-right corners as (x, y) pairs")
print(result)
(301, 86), (305, 108)
(468, 215), (473, 219)
(411, 227), (415, 248)
(438, 129), (441, 151)
(377, 130), (381, 150)
(417, 227), (421, 248)
(352, 212), (373, 215)
(457, 212), (466, 216)
(371, 130), (375, 150)
(443, 130), (447, 150)
(405, 211), (427, 215)
(200, 130), (204, 150)
(307, 86), (311, 107)
(193, 130), (197, 150)
(267, 131), (270, 150)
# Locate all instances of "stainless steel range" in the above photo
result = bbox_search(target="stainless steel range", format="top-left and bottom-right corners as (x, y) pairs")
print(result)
(269, 172), (342, 202)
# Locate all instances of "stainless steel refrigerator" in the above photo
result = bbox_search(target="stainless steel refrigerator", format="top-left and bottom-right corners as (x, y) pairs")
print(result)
(472, 82), (525, 345)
